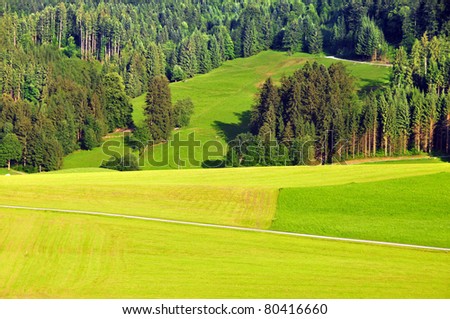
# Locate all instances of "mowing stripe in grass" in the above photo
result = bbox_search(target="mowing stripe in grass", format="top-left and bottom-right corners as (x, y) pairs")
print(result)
(1, 204), (448, 252)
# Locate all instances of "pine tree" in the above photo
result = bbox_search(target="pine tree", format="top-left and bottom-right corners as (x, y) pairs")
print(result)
(223, 29), (235, 60)
(355, 16), (386, 60)
(250, 78), (279, 137)
(394, 89), (410, 154)
(178, 37), (197, 78)
(145, 75), (173, 142)
(242, 20), (258, 57)
(283, 19), (303, 53)
(102, 72), (133, 131)
(410, 88), (425, 152)
(209, 36), (221, 69)
(197, 36), (212, 74)
(304, 17), (323, 54)
(393, 47), (412, 88)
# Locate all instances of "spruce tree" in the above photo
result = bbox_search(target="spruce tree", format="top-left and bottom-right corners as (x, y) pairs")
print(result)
(209, 36), (221, 69)
(145, 75), (173, 142)
(250, 78), (279, 137)
(102, 72), (133, 131)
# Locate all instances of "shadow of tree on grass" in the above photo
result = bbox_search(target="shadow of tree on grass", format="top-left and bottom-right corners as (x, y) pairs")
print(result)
(212, 110), (252, 142)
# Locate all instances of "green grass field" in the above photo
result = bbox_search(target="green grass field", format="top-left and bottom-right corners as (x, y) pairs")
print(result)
(0, 169), (23, 175)
(1, 163), (449, 297)
(272, 173), (450, 248)
(0, 207), (448, 298)
(1, 163), (449, 238)
(64, 50), (390, 170)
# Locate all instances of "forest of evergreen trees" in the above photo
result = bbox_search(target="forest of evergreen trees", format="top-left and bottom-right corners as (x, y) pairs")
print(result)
(0, 0), (449, 171)
(229, 34), (450, 166)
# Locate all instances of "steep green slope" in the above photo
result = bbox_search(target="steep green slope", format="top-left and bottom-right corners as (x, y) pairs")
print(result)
(64, 50), (390, 170)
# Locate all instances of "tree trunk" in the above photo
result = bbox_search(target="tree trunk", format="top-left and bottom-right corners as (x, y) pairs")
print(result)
(446, 117), (450, 153)
(58, 20), (62, 48)
(352, 132), (356, 158)
(424, 56), (427, 76)
(364, 133), (368, 157)
(7, 160), (10, 171)
(373, 124), (376, 156)
(429, 121), (434, 153)
(80, 26), (84, 59)
(404, 133), (407, 154)
(423, 128), (428, 153)
(415, 126), (421, 151)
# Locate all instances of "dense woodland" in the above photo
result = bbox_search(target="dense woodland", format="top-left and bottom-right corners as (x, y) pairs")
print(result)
(0, 0), (449, 171)
(231, 34), (450, 166)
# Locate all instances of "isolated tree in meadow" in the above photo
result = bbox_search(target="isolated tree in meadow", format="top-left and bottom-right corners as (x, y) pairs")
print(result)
(0, 133), (21, 170)
(145, 75), (173, 142)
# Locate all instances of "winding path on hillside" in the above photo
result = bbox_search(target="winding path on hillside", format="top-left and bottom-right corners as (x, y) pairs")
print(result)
(325, 56), (392, 67)
(1, 204), (448, 252)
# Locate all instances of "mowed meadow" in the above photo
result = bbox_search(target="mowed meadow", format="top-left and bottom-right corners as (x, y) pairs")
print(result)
(1, 207), (448, 298)
(0, 163), (449, 297)
(63, 51), (390, 170)
(1, 50), (447, 298)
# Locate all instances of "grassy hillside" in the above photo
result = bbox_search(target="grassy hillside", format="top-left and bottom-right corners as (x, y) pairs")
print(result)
(1, 164), (449, 245)
(64, 50), (390, 170)
(0, 207), (448, 298)
(272, 173), (450, 248)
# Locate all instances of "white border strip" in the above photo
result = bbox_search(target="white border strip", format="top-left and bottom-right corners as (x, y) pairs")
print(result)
(0, 204), (448, 252)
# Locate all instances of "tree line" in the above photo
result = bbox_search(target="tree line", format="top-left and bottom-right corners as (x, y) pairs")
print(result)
(0, 0), (449, 171)
(228, 34), (450, 166)
(0, 49), (133, 171)
(2, 1), (448, 98)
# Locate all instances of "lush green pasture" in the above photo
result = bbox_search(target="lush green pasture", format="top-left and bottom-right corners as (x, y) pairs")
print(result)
(63, 135), (132, 170)
(0, 208), (448, 298)
(64, 50), (390, 169)
(1, 164), (449, 234)
(0, 169), (22, 175)
(273, 173), (450, 248)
